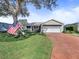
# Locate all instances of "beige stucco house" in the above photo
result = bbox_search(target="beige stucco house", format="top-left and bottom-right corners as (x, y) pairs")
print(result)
(27, 19), (64, 33)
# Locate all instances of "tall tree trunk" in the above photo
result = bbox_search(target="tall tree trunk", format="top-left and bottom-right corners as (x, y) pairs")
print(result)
(12, 0), (20, 26)
(12, 15), (18, 26)
(16, 0), (20, 14)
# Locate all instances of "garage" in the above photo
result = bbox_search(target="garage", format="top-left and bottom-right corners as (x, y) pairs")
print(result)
(42, 25), (62, 33)
(41, 19), (63, 33)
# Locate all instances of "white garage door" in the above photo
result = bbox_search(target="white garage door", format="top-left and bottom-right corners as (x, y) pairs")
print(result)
(42, 26), (62, 33)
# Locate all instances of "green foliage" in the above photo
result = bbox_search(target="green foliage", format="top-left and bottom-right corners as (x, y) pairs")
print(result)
(0, 33), (52, 59)
(64, 23), (78, 33)
(65, 26), (73, 33)
(19, 19), (27, 26)
(0, 31), (34, 42)
(0, 0), (57, 16)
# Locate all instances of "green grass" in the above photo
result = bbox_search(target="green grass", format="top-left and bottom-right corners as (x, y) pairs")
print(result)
(71, 33), (79, 37)
(0, 32), (52, 59)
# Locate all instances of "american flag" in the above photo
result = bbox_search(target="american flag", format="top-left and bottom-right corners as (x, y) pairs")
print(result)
(7, 22), (23, 35)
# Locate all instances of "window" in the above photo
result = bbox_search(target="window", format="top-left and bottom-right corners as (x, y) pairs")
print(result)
(27, 26), (31, 28)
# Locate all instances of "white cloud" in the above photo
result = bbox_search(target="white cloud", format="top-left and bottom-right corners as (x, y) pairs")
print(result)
(0, 7), (79, 24)
(26, 7), (79, 24)
(50, 9), (78, 24)
(0, 16), (13, 24)
(72, 7), (79, 15)
(26, 12), (43, 22)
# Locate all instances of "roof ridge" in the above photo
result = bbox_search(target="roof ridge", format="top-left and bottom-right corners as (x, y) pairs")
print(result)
(49, 19), (63, 24)
(42, 19), (63, 25)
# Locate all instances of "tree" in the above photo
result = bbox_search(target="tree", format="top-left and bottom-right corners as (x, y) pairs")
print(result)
(0, 0), (57, 24)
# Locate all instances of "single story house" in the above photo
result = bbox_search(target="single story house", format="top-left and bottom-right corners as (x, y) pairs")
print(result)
(64, 22), (79, 32)
(27, 19), (64, 33)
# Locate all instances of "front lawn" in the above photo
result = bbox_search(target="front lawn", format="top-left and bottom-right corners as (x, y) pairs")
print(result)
(0, 32), (52, 59)
(71, 33), (79, 37)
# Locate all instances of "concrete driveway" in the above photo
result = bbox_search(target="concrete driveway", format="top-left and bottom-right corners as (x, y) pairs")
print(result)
(47, 33), (79, 59)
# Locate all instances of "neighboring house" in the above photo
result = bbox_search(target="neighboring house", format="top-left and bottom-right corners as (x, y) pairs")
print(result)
(0, 19), (27, 32)
(64, 23), (79, 32)
(27, 19), (64, 33)
(0, 22), (12, 32)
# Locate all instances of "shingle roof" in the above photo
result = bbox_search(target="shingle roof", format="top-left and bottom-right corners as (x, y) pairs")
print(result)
(27, 22), (43, 26)
(27, 19), (63, 26)
(42, 19), (63, 25)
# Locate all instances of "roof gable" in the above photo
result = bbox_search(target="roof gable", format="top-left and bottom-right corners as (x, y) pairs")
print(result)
(42, 19), (63, 25)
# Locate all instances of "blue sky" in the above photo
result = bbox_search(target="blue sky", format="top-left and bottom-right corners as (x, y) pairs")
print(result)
(0, 0), (79, 24)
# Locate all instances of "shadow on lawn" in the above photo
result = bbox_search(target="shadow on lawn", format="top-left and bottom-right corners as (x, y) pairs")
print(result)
(0, 31), (36, 42)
